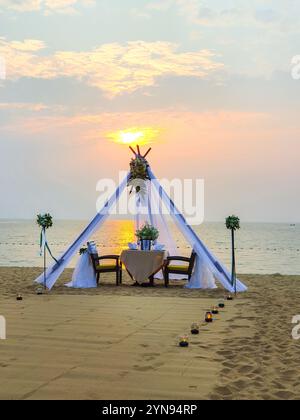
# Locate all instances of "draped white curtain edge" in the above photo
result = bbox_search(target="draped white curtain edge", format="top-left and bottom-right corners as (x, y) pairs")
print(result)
(34, 173), (130, 290)
(147, 167), (247, 293)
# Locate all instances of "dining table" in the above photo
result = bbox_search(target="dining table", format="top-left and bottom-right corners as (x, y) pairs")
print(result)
(120, 249), (168, 286)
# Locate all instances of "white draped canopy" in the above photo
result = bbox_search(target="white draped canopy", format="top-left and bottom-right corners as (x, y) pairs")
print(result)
(35, 165), (247, 293)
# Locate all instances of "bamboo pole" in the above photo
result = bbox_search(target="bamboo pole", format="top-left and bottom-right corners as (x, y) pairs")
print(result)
(143, 148), (152, 159)
(231, 229), (237, 295)
(43, 229), (46, 290)
(129, 146), (137, 156)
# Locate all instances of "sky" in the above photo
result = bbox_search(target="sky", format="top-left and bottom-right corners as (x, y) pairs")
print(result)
(0, 0), (299, 223)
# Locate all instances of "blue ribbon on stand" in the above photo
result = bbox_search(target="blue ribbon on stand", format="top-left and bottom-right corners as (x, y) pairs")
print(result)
(40, 228), (58, 264)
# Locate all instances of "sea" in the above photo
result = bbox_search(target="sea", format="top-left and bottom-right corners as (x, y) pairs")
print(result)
(0, 220), (299, 275)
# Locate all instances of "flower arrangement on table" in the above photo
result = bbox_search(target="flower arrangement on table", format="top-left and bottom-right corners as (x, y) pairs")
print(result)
(135, 222), (159, 251)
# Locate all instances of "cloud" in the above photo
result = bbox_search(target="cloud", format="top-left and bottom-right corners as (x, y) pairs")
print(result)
(0, 0), (95, 14)
(0, 38), (224, 97)
(1, 38), (46, 51)
(0, 102), (48, 111)
(146, 0), (172, 12)
(144, 0), (290, 29)
(0, 108), (270, 142)
(0, 0), (41, 12)
(0, 102), (65, 112)
(255, 8), (279, 24)
(130, 8), (151, 20)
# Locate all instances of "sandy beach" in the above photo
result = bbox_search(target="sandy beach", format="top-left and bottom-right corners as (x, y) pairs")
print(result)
(0, 267), (299, 400)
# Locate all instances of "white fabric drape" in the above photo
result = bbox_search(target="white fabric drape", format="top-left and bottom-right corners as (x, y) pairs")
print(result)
(65, 252), (96, 288)
(35, 173), (129, 290)
(134, 181), (182, 280)
(147, 167), (247, 292)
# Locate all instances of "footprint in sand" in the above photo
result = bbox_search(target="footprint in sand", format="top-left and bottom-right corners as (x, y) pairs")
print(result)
(119, 371), (129, 378)
(218, 350), (234, 358)
(275, 390), (295, 400)
(237, 365), (254, 375)
(222, 361), (236, 369)
(0, 363), (8, 368)
(153, 361), (164, 368)
(133, 365), (153, 372)
(280, 369), (295, 380)
(142, 352), (160, 359)
(213, 386), (234, 398)
(231, 379), (248, 390)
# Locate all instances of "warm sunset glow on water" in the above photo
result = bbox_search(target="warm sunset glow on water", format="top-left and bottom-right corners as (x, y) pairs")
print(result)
(107, 127), (160, 146)
(94, 220), (135, 253)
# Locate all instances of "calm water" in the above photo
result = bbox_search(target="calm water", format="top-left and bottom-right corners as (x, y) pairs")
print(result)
(0, 220), (299, 275)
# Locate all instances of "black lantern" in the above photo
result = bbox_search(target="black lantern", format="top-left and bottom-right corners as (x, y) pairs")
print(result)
(191, 323), (200, 335)
(212, 306), (219, 315)
(179, 335), (189, 347)
(205, 312), (213, 323)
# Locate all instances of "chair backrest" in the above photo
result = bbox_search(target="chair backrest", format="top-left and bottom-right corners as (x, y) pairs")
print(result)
(188, 251), (197, 275)
(87, 242), (99, 272)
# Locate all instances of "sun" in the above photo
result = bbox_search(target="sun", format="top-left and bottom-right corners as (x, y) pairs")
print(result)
(107, 127), (160, 146)
(119, 131), (144, 145)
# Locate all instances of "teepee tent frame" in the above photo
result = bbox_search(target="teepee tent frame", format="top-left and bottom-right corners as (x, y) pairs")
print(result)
(35, 146), (247, 293)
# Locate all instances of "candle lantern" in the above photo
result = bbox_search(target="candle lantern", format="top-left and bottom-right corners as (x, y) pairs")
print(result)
(191, 323), (200, 335)
(16, 294), (23, 301)
(36, 287), (43, 295)
(205, 311), (213, 323)
(179, 335), (189, 347)
(218, 300), (225, 309)
(226, 295), (233, 301)
(212, 306), (219, 315)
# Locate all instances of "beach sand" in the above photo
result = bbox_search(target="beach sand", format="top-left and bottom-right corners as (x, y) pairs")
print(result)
(0, 267), (299, 400)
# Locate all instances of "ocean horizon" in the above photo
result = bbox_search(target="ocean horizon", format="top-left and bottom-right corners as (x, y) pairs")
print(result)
(0, 219), (299, 275)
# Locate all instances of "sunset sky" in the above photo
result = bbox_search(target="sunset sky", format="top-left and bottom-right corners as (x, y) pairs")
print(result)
(0, 0), (299, 222)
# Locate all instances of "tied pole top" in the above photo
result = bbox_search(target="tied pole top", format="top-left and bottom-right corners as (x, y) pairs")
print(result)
(129, 145), (152, 160)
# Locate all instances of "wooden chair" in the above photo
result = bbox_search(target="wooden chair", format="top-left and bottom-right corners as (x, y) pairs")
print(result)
(90, 251), (122, 286)
(163, 251), (196, 287)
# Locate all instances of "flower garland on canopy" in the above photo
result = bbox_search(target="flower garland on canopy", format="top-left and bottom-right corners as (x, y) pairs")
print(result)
(128, 156), (149, 195)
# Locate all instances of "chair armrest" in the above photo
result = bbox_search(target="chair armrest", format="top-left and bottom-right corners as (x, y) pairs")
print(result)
(167, 256), (191, 264)
(98, 255), (120, 261)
